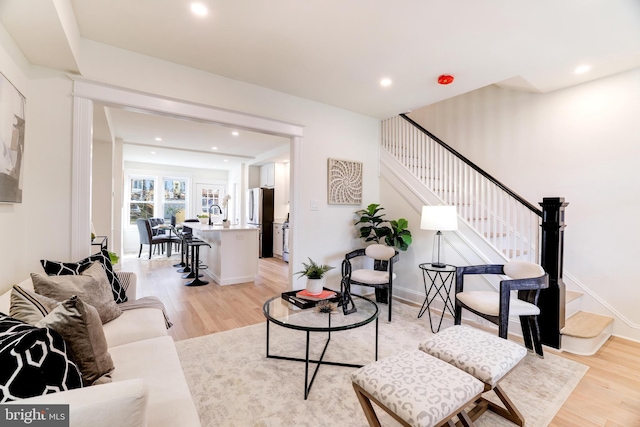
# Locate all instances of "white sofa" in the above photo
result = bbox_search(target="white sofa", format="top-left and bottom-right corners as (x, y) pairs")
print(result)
(0, 272), (200, 427)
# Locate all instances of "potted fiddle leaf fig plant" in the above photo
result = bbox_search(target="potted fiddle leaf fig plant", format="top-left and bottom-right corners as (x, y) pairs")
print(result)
(355, 203), (390, 244)
(385, 218), (412, 251)
(355, 203), (412, 251)
(294, 258), (335, 295)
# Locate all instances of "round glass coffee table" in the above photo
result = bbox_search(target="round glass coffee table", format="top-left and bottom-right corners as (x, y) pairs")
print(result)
(263, 294), (379, 399)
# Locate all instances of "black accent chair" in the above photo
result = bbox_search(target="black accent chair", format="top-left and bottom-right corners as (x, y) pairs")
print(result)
(341, 244), (399, 322)
(136, 219), (172, 259)
(454, 261), (549, 357)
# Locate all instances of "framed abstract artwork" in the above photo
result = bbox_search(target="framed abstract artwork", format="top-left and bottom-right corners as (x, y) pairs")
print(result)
(0, 73), (26, 203)
(327, 158), (362, 205)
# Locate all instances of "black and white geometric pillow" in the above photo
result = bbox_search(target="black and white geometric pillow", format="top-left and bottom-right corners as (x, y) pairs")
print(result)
(40, 248), (128, 304)
(0, 313), (83, 402)
(85, 249), (128, 304)
(40, 259), (92, 276)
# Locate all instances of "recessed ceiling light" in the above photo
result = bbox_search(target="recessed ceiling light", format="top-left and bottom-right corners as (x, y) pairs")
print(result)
(574, 64), (591, 74)
(151, 151), (156, 155)
(223, 159), (228, 162)
(211, 146), (218, 150)
(380, 78), (392, 87)
(155, 137), (162, 141)
(190, 3), (208, 16)
(232, 131), (239, 136)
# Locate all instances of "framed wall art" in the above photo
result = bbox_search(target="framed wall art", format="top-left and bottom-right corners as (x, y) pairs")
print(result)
(327, 158), (362, 205)
(0, 73), (26, 203)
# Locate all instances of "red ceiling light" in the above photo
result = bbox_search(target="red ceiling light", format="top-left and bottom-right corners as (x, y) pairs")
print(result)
(437, 74), (454, 85)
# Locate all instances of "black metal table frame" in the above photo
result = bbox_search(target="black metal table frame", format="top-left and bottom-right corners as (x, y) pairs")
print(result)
(418, 263), (457, 333)
(264, 294), (379, 400)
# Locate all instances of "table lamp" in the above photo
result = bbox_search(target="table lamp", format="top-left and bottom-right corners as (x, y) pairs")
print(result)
(420, 205), (458, 268)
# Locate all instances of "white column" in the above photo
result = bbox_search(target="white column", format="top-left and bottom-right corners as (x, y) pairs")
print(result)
(71, 96), (93, 259)
(289, 136), (302, 290)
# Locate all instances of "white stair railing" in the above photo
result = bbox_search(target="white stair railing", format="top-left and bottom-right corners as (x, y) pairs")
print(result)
(382, 115), (542, 262)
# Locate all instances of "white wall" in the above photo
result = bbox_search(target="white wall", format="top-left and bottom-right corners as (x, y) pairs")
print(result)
(91, 139), (113, 242)
(406, 68), (640, 330)
(0, 64), (76, 289)
(0, 25), (31, 287)
(78, 40), (380, 290)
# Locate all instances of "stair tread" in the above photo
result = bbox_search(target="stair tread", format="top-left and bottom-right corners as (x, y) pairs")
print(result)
(566, 290), (583, 304)
(562, 311), (613, 339)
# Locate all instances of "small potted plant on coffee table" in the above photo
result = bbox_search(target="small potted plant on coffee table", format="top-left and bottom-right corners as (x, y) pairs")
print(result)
(295, 258), (335, 295)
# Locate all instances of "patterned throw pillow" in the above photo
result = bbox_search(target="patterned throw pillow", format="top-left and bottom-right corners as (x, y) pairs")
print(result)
(32, 263), (123, 324)
(40, 259), (92, 276)
(0, 313), (82, 402)
(10, 285), (59, 325)
(40, 248), (127, 304)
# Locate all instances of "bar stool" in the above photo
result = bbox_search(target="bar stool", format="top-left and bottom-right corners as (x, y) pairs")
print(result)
(184, 239), (211, 286)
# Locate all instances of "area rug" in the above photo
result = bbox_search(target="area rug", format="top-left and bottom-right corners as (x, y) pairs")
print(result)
(176, 302), (588, 427)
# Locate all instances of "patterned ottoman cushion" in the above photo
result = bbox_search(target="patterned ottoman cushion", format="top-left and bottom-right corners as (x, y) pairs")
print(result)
(351, 350), (483, 427)
(419, 325), (527, 387)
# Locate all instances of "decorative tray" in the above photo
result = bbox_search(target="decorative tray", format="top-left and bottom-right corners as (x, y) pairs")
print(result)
(281, 288), (342, 309)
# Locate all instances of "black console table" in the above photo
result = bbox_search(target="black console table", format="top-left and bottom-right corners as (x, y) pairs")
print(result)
(91, 235), (108, 252)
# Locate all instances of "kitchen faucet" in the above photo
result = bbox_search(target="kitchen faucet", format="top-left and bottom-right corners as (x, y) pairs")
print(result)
(208, 204), (222, 226)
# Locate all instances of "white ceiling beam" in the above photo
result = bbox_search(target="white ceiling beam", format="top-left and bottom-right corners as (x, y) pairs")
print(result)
(0, 0), (81, 73)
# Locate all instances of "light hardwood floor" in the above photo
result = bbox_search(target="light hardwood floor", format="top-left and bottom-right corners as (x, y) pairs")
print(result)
(121, 255), (640, 426)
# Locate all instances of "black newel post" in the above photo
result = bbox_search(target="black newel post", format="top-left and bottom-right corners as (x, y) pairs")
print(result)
(538, 197), (568, 349)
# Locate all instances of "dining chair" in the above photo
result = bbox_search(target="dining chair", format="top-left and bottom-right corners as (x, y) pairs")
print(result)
(454, 260), (549, 356)
(136, 219), (172, 259)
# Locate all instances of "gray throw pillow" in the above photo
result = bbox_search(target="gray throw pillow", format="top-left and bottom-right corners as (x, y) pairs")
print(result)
(10, 285), (59, 325)
(36, 296), (114, 386)
(31, 262), (122, 324)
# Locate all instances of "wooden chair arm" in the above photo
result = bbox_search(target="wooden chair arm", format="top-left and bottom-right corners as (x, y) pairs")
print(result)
(455, 264), (505, 293)
(501, 274), (549, 292)
(344, 248), (367, 261)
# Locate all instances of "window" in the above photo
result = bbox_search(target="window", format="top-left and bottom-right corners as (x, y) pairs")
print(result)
(129, 177), (155, 225)
(163, 178), (188, 222)
(196, 183), (226, 218)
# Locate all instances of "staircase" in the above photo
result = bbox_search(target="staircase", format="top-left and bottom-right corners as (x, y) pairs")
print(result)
(561, 290), (614, 355)
(381, 114), (613, 355)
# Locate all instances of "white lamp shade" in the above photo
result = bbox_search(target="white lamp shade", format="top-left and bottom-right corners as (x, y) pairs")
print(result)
(420, 205), (458, 231)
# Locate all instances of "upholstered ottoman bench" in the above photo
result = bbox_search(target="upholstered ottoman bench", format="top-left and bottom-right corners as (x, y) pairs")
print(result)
(419, 325), (528, 426)
(351, 350), (484, 427)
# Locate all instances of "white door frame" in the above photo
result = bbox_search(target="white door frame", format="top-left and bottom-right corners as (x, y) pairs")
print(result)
(71, 77), (303, 288)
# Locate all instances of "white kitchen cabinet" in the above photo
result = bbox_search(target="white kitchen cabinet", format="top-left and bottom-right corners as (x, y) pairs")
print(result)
(260, 163), (275, 188)
(273, 222), (283, 257)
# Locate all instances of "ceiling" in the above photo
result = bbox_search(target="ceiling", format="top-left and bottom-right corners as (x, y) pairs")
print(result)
(1, 0), (639, 169)
(95, 106), (290, 170)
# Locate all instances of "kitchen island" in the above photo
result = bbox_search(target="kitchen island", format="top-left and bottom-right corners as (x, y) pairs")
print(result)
(185, 222), (259, 286)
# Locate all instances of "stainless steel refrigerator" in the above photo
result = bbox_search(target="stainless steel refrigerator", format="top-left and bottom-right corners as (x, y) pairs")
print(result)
(246, 187), (274, 257)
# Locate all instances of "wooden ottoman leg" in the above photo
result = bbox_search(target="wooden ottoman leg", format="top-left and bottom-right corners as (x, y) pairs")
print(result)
(457, 409), (475, 427)
(491, 384), (524, 426)
(351, 351), (483, 427)
(419, 325), (529, 427)
(352, 383), (383, 427)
